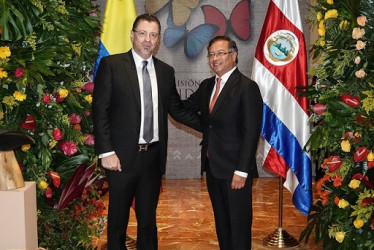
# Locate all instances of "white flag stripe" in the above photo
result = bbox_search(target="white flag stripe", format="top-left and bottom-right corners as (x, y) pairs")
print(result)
(252, 59), (310, 149)
(273, 0), (303, 32)
(284, 169), (299, 194)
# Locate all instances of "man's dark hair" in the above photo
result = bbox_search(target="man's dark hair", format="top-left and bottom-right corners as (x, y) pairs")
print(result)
(207, 36), (239, 63)
(132, 13), (161, 34)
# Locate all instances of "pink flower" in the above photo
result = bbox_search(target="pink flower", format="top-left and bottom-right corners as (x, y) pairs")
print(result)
(312, 103), (326, 114)
(84, 110), (90, 116)
(14, 68), (26, 78)
(52, 128), (63, 141)
(83, 133), (95, 146)
(42, 94), (51, 103)
(356, 40), (366, 50)
(59, 141), (78, 156)
(45, 187), (53, 198)
(69, 113), (82, 125)
(81, 82), (94, 93)
(357, 16), (368, 26)
(355, 69), (366, 78)
(354, 56), (361, 65)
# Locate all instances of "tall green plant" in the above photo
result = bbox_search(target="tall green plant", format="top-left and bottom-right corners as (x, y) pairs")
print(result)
(0, 0), (106, 248)
(300, 0), (374, 249)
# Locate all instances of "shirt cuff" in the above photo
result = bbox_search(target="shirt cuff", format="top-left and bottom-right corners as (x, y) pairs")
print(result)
(99, 151), (115, 158)
(234, 170), (248, 178)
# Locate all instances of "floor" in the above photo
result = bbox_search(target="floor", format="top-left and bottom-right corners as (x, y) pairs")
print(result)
(93, 177), (322, 249)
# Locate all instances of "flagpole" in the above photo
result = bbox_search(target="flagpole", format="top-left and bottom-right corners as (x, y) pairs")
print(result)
(262, 176), (300, 248)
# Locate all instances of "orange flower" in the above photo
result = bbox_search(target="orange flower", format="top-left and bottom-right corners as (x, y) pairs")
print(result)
(334, 196), (340, 205)
(333, 175), (343, 187)
(316, 174), (331, 195)
(321, 190), (330, 205)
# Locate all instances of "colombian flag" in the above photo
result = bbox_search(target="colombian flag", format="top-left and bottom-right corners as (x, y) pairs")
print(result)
(94, 0), (137, 78)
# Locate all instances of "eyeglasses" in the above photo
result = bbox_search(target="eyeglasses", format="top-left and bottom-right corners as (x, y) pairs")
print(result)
(207, 50), (233, 59)
(133, 30), (159, 40)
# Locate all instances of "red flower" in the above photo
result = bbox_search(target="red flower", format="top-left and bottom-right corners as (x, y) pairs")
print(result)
(352, 173), (363, 180)
(322, 156), (342, 173)
(368, 161), (374, 169)
(48, 171), (61, 188)
(45, 187), (53, 198)
(54, 92), (65, 103)
(21, 115), (36, 131)
(59, 141), (78, 156)
(42, 94), (51, 103)
(312, 103), (326, 114)
(69, 113), (82, 125)
(81, 82), (94, 93)
(52, 128), (63, 141)
(361, 197), (374, 207)
(14, 68), (26, 78)
(340, 94), (361, 108)
(83, 133), (94, 146)
(353, 146), (369, 162)
(334, 196), (340, 205)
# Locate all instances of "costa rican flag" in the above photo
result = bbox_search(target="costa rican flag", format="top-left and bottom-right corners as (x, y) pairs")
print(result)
(251, 0), (312, 215)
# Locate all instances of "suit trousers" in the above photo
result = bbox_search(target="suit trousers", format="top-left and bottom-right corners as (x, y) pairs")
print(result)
(105, 144), (161, 250)
(206, 161), (253, 250)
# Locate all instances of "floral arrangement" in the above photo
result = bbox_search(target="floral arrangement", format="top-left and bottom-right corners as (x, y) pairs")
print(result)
(0, 0), (107, 248)
(300, 0), (374, 249)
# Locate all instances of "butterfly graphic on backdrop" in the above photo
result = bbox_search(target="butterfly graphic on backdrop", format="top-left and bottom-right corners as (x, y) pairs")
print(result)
(163, 14), (218, 58)
(145, 0), (200, 26)
(201, 0), (251, 41)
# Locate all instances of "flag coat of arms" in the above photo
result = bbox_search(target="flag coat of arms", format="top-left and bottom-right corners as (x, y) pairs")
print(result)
(251, 0), (312, 215)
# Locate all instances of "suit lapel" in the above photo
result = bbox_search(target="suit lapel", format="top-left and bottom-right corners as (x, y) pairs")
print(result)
(153, 57), (164, 118)
(210, 69), (240, 116)
(205, 77), (216, 115)
(124, 52), (141, 110)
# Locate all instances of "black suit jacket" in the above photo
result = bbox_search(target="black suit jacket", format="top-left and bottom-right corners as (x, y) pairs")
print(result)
(185, 68), (263, 179)
(93, 50), (200, 174)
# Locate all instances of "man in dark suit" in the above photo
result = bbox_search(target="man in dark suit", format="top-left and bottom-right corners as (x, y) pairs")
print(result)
(93, 14), (200, 250)
(184, 36), (263, 250)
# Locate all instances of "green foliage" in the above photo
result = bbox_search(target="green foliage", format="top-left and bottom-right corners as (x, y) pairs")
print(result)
(301, 0), (374, 249)
(0, 0), (106, 248)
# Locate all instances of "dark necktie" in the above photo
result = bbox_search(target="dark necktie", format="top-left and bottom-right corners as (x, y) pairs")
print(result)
(142, 60), (153, 143)
(209, 77), (221, 113)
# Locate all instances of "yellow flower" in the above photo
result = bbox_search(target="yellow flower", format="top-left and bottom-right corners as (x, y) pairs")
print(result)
(49, 140), (57, 149)
(318, 21), (326, 36)
(348, 179), (360, 189)
(21, 144), (31, 152)
(327, 0), (333, 4)
(335, 232), (345, 243)
(340, 140), (351, 152)
(339, 20), (349, 30)
(0, 111), (3, 120)
(325, 9), (338, 19)
(338, 199), (349, 208)
(2, 96), (16, 107)
(367, 152), (374, 161)
(13, 91), (27, 101)
(317, 12), (323, 21)
(353, 219), (364, 229)
(352, 27), (365, 40)
(0, 46), (11, 59)
(357, 16), (368, 27)
(84, 94), (92, 104)
(58, 88), (69, 98)
(356, 40), (366, 50)
(0, 68), (8, 79)
(38, 180), (48, 190)
(319, 38), (326, 47)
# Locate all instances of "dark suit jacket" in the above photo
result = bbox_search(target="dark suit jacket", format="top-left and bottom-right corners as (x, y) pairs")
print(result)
(185, 68), (263, 179)
(93, 50), (200, 174)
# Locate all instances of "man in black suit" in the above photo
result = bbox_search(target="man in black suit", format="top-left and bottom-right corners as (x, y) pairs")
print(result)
(184, 36), (263, 250)
(93, 14), (200, 250)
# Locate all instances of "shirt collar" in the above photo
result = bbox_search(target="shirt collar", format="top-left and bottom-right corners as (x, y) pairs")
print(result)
(131, 49), (153, 68)
(216, 66), (237, 84)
